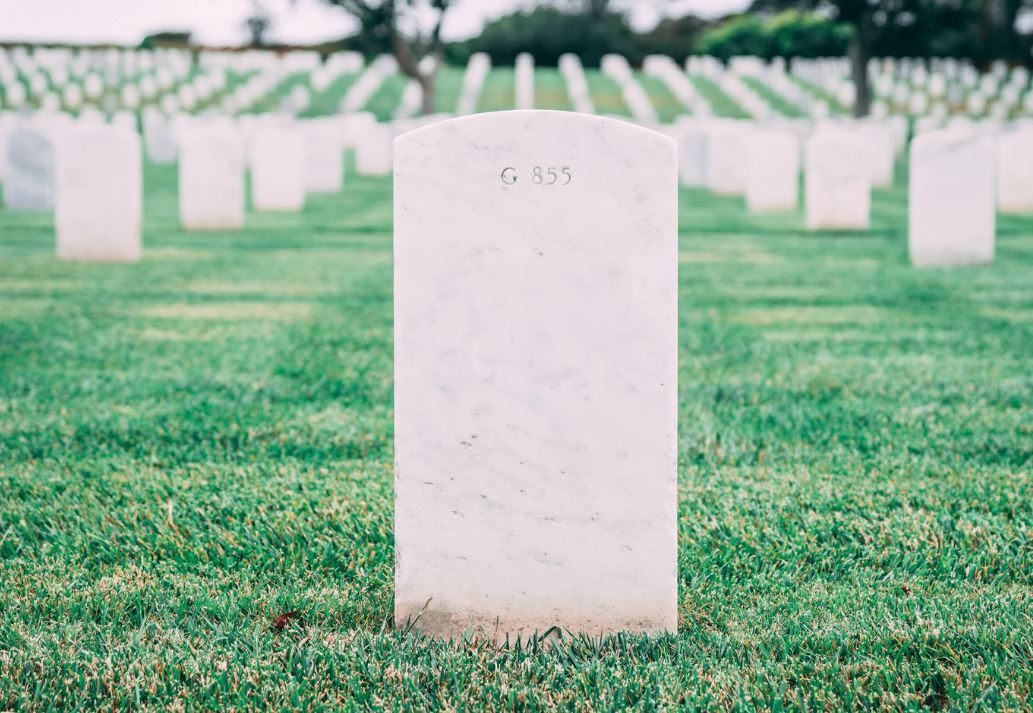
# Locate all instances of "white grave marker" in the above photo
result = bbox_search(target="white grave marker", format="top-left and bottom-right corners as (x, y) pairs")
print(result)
(302, 119), (344, 194)
(252, 126), (306, 212)
(909, 128), (995, 267)
(746, 129), (799, 213)
(3, 124), (54, 211)
(178, 126), (245, 230)
(55, 125), (142, 261)
(355, 123), (393, 176)
(804, 128), (871, 230)
(996, 129), (1033, 213)
(394, 111), (677, 640)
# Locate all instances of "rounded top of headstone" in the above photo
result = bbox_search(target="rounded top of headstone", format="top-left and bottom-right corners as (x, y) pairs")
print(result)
(393, 110), (677, 152)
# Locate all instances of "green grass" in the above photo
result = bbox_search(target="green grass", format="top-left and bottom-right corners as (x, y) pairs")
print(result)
(637, 72), (688, 123)
(1, 119), (1032, 709)
(740, 75), (806, 119)
(534, 68), (572, 111)
(791, 75), (849, 116)
(431, 66), (465, 115)
(362, 74), (408, 122)
(301, 72), (360, 118)
(475, 67), (515, 113)
(689, 75), (751, 119)
(584, 69), (632, 117)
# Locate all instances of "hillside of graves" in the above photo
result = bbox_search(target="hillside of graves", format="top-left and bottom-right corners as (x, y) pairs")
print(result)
(0, 47), (1031, 709)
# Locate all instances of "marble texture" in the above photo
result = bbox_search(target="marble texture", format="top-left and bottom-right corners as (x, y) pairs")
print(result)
(4, 123), (55, 211)
(805, 128), (871, 231)
(178, 126), (245, 231)
(302, 119), (344, 194)
(996, 129), (1033, 213)
(54, 125), (142, 262)
(746, 128), (799, 213)
(394, 111), (678, 641)
(909, 128), (995, 267)
(251, 126), (306, 212)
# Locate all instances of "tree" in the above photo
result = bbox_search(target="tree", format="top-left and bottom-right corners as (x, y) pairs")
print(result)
(750, 0), (934, 117)
(320, 0), (454, 115)
(245, 1), (273, 48)
(457, 5), (639, 67)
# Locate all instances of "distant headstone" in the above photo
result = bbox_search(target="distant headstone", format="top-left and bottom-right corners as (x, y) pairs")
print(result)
(746, 128), (799, 213)
(55, 125), (142, 261)
(3, 124), (54, 211)
(143, 112), (177, 163)
(339, 111), (378, 150)
(996, 129), (1033, 213)
(909, 128), (994, 267)
(804, 129), (871, 230)
(302, 119), (344, 194)
(252, 126), (306, 212)
(515, 53), (535, 111)
(178, 126), (245, 230)
(394, 111), (677, 641)
(355, 123), (393, 176)
(672, 120), (708, 187)
(705, 121), (751, 195)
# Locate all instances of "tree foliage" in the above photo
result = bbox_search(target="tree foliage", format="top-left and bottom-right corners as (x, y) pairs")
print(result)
(320, 0), (454, 114)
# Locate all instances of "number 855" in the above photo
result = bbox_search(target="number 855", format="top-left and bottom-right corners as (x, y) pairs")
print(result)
(501, 167), (572, 186)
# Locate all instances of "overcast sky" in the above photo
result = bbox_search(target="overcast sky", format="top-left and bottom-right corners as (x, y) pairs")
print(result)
(0, 0), (750, 46)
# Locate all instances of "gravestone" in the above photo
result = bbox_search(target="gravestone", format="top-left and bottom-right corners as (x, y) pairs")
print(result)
(909, 128), (994, 267)
(355, 123), (393, 176)
(302, 119), (344, 194)
(3, 124), (54, 211)
(339, 111), (378, 150)
(252, 126), (306, 212)
(143, 111), (177, 163)
(746, 128), (799, 213)
(671, 119), (707, 187)
(515, 53), (535, 110)
(996, 129), (1033, 213)
(804, 128), (871, 230)
(705, 120), (751, 195)
(178, 125), (245, 230)
(55, 125), (142, 261)
(394, 111), (678, 641)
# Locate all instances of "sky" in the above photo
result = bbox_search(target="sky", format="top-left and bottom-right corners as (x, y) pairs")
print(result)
(0, 0), (751, 46)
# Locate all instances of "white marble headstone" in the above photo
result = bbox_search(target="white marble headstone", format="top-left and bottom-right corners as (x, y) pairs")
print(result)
(252, 126), (306, 212)
(394, 111), (678, 641)
(672, 119), (708, 188)
(746, 128), (799, 213)
(996, 129), (1033, 213)
(302, 119), (344, 194)
(3, 124), (54, 211)
(804, 128), (871, 231)
(178, 126), (245, 230)
(355, 123), (393, 176)
(909, 128), (995, 267)
(55, 125), (142, 261)
(705, 120), (751, 196)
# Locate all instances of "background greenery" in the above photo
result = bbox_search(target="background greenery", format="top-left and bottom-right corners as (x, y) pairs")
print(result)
(1, 87), (1032, 710)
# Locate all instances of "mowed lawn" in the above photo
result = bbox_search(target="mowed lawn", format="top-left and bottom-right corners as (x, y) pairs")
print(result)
(1, 150), (1031, 710)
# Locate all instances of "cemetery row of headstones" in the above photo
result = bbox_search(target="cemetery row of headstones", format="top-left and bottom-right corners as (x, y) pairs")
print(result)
(0, 109), (412, 260)
(2, 45), (1032, 270)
